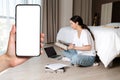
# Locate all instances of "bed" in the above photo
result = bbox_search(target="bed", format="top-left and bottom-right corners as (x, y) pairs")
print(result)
(56, 23), (120, 68)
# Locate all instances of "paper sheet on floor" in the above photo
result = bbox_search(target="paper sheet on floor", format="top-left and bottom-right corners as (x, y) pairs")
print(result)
(45, 63), (69, 70)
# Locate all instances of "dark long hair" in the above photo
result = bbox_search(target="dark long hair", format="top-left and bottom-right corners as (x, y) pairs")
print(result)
(70, 15), (95, 41)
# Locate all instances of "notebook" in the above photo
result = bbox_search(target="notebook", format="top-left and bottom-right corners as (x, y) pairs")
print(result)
(44, 46), (61, 58)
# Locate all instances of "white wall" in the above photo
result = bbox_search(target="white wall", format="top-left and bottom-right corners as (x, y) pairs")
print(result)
(59, 0), (73, 28)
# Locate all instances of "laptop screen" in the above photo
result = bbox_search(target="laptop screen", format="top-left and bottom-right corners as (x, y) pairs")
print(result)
(44, 46), (57, 57)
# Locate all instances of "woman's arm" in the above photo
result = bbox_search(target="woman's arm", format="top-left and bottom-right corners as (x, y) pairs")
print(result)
(68, 44), (91, 51)
(73, 45), (91, 51)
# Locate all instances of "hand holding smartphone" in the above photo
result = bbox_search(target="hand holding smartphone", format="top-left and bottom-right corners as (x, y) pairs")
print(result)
(15, 4), (41, 56)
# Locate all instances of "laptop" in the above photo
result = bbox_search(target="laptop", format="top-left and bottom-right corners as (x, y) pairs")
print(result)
(44, 46), (61, 58)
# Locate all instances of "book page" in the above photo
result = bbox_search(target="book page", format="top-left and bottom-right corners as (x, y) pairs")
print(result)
(45, 63), (68, 70)
(58, 40), (70, 46)
(55, 42), (68, 50)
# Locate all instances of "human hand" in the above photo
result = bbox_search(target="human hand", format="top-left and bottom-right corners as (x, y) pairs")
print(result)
(6, 25), (45, 67)
(67, 44), (75, 50)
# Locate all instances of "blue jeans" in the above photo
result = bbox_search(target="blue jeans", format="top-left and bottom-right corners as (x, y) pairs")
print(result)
(62, 50), (95, 67)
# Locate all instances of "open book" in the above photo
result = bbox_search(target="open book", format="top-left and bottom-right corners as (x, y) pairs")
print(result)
(45, 63), (68, 69)
(45, 63), (69, 73)
(55, 40), (70, 50)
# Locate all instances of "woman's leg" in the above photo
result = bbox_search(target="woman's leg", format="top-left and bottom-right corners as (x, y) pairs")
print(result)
(71, 54), (95, 67)
(62, 50), (77, 60)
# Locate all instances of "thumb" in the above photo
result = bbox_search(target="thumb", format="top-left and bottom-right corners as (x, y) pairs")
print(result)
(9, 25), (16, 42)
(6, 25), (16, 55)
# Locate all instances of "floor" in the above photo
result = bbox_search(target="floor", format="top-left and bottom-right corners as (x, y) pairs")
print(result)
(0, 44), (120, 80)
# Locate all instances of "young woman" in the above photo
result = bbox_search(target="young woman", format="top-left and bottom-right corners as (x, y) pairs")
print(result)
(62, 15), (96, 67)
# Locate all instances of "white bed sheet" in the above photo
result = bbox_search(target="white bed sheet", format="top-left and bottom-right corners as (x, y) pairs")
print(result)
(57, 26), (120, 67)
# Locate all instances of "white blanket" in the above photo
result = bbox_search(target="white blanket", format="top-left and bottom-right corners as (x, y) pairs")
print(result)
(57, 26), (120, 67)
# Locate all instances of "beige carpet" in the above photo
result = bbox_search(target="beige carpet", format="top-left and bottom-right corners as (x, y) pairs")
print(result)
(0, 44), (120, 80)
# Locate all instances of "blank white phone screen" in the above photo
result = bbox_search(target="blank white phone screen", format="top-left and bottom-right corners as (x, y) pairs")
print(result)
(16, 5), (40, 56)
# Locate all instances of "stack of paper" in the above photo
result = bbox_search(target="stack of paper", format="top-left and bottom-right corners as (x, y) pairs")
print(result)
(45, 63), (68, 71)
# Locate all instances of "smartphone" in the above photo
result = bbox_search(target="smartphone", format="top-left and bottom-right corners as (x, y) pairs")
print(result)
(15, 4), (41, 56)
